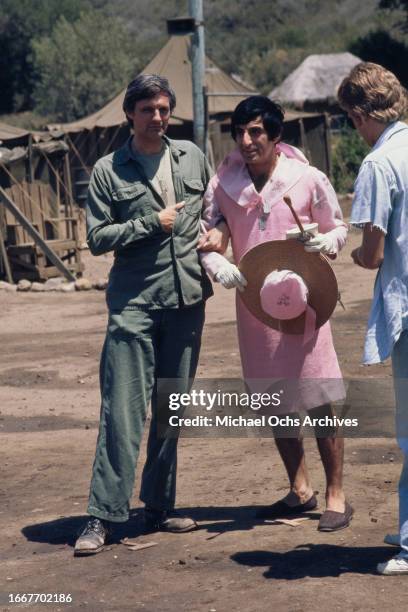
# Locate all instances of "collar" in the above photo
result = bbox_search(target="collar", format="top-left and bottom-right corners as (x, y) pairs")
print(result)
(216, 142), (309, 212)
(116, 135), (188, 165)
(372, 121), (408, 152)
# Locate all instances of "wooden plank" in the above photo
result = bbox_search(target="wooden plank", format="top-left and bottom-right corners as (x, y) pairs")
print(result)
(14, 182), (26, 244)
(31, 183), (46, 238)
(39, 183), (52, 239)
(11, 184), (26, 245)
(37, 262), (82, 280)
(23, 182), (35, 242)
(21, 182), (32, 244)
(0, 225), (13, 283)
(39, 239), (77, 250)
(0, 186), (76, 282)
(8, 239), (77, 254)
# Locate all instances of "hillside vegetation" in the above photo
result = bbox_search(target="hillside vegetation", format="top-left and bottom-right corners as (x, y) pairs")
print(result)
(0, 0), (406, 123)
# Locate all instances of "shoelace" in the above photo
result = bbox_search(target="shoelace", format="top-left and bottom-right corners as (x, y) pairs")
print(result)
(82, 518), (105, 537)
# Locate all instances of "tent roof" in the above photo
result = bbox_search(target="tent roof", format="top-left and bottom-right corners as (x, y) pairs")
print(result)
(269, 52), (361, 106)
(0, 121), (63, 145)
(0, 122), (31, 144)
(49, 35), (255, 133)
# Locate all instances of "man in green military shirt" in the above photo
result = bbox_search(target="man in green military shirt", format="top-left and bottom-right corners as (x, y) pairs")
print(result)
(74, 74), (218, 556)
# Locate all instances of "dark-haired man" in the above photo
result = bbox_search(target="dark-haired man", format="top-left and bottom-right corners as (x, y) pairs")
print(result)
(74, 74), (218, 555)
(201, 96), (351, 531)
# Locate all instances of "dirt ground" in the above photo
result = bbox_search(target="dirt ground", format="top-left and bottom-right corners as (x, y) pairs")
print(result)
(0, 224), (406, 612)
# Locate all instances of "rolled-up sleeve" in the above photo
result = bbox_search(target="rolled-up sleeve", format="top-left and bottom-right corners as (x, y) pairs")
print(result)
(86, 166), (162, 256)
(350, 161), (395, 234)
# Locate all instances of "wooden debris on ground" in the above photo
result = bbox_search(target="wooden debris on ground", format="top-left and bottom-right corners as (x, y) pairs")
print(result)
(120, 538), (158, 551)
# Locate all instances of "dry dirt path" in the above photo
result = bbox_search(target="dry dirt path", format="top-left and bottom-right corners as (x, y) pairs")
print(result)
(0, 230), (404, 612)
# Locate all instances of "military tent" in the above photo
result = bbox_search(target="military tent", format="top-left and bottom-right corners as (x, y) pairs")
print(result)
(48, 35), (332, 205)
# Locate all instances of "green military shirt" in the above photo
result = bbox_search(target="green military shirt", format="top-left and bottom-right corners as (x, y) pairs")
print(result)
(86, 136), (213, 310)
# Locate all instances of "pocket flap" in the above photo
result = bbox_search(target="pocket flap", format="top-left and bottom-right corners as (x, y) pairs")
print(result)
(112, 183), (147, 201)
(183, 178), (204, 191)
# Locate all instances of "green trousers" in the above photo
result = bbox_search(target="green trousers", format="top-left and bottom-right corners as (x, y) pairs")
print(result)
(87, 303), (205, 523)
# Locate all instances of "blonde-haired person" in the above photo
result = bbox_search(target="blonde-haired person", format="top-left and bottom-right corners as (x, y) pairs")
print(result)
(338, 62), (408, 575)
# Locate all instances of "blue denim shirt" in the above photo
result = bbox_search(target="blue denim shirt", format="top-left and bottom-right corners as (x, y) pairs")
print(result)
(350, 121), (408, 364)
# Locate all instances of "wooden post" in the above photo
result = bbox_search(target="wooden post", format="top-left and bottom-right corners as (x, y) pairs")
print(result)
(189, 0), (206, 152)
(0, 226), (13, 284)
(27, 134), (34, 183)
(299, 118), (311, 161)
(324, 112), (332, 179)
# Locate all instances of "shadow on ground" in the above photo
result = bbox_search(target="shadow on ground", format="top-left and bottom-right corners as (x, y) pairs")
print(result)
(22, 511), (145, 547)
(22, 505), (320, 548)
(232, 544), (395, 578)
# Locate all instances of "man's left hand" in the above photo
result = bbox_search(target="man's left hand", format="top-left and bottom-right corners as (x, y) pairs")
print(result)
(197, 222), (230, 253)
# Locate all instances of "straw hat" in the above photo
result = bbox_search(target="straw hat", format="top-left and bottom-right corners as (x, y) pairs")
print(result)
(238, 239), (338, 335)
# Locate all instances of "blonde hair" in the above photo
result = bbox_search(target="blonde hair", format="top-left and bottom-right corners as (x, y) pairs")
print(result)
(338, 62), (408, 123)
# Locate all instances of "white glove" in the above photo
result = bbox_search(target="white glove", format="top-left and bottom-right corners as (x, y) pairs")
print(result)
(304, 232), (336, 254)
(215, 262), (247, 292)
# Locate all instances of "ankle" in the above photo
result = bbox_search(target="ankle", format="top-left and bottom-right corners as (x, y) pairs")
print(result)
(286, 487), (314, 505)
(325, 487), (345, 501)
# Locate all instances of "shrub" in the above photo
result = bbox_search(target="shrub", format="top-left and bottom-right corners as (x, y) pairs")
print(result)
(332, 127), (370, 193)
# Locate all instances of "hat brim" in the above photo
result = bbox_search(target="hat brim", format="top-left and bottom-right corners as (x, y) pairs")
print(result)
(238, 240), (338, 334)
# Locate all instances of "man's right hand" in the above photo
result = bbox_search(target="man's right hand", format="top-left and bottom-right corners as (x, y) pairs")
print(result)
(197, 221), (230, 253)
(158, 201), (185, 233)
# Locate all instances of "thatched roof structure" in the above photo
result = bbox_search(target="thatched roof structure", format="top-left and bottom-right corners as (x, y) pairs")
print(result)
(269, 52), (361, 111)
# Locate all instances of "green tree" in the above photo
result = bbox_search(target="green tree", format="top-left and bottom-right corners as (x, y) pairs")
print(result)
(0, 0), (93, 113)
(350, 29), (408, 87)
(379, 0), (408, 31)
(32, 12), (136, 121)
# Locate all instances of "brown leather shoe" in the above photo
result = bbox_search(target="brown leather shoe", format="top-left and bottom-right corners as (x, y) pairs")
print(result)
(74, 517), (111, 556)
(144, 508), (198, 533)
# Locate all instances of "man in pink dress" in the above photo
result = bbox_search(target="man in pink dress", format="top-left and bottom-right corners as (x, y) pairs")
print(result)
(200, 96), (352, 531)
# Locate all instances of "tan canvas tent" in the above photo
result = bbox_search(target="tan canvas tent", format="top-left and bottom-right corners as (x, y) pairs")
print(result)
(46, 35), (256, 204)
(49, 35), (255, 132)
(46, 35), (332, 205)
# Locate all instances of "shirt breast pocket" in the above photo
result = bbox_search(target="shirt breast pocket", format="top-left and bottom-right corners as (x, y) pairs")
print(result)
(183, 178), (204, 216)
(112, 183), (151, 221)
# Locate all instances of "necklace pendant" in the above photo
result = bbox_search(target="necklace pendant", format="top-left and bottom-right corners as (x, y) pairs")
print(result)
(259, 214), (267, 231)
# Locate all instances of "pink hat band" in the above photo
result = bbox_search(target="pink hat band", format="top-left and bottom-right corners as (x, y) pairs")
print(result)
(259, 270), (317, 344)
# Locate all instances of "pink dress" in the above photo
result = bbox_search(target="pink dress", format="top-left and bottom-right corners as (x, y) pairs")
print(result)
(201, 144), (348, 410)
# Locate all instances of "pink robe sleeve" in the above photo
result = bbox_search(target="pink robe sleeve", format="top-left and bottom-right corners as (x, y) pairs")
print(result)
(309, 168), (348, 255)
(199, 179), (230, 280)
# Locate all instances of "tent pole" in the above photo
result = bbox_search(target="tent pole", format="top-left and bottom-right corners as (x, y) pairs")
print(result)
(189, 0), (205, 152)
